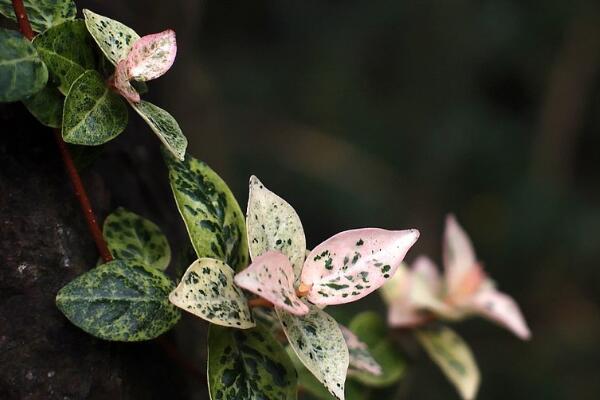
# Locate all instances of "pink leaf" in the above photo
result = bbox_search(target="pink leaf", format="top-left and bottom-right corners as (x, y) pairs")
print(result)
(126, 30), (177, 82)
(111, 60), (140, 103)
(340, 325), (382, 376)
(471, 288), (531, 340)
(443, 214), (481, 299)
(301, 228), (419, 306)
(388, 300), (429, 327)
(234, 251), (309, 316)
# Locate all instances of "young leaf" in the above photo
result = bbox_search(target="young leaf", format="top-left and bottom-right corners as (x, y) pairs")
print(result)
(103, 207), (171, 271)
(33, 20), (95, 94)
(0, 0), (76, 33)
(126, 30), (177, 81)
(347, 311), (406, 387)
(443, 214), (479, 298)
(83, 9), (140, 66)
(234, 251), (309, 316)
(301, 228), (420, 306)
(276, 303), (349, 400)
(62, 70), (128, 145)
(23, 85), (63, 127)
(130, 100), (187, 160)
(416, 325), (480, 400)
(0, 28), (47, 102)
(112, 59), (140, 102)
(55, 259), (180, 341)
(339, 325), (381, 376)
(208, 323), (297, 400)
(164, 153), (248, 270)
(470, 288), (531, 340)
(246, 175), (306, 280)
(169, 258), (255, 329)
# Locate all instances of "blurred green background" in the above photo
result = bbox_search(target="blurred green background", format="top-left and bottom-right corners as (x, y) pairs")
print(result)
(86, 1), (600, 398)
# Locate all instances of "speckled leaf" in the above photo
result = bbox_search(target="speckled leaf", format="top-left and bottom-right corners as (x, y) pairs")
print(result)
(246, 176), (306, 280)
(23, 85), (62, 127)
(83, 9), (139, 66)
(130, 100), (186, 160)
(126, 30), (176, 81)
(169, 258), (254, 329)
(33, 20), (95, 94)
(62, 69), (128, 145)
(0, 28), (47, 102)
(416, 325), (480, 400)
(339, 325), (381, 376)
(55, 259), (180, 341)
(164, 152), (248, 270)
(347, 311), (405, 387)
(302, 228), (420, 306)
(277, 303), (349, 400)
(103, 207), (171, 271)
(234, 251), (308, 316)
(208, 323), (297, 400)
(112, 59), (139, 102)
(0, 0), (76, 33)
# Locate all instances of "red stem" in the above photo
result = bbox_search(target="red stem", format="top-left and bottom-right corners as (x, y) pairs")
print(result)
(11, 0), (113, 263)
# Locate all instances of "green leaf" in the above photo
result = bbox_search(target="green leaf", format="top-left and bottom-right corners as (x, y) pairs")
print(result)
(55, 259), (180, 341)
(276, 303), (349, 400)
(347, 311), (406, 387)
(169, 258), (255, 329)
(0, 0), (76, 33)
(33, 20), (96, 94)
(103, 207), (171, 271)
(208, 323), (297, 400)
(23, 85), (63, 127)
(83, 9), (140, 66)
(62, 69), (128, 145)
(164, 152), (249, 270)
(130, 100), (187, 161)
(416, 325), (480, 400)
(0, 28), (47, 102)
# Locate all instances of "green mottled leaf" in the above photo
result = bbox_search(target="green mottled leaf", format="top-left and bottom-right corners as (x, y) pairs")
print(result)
(56, 259), (180, 341)
(277, 303), (348, 400)
(62, 69), (128, 145)
(0, 0), (76, 33)
(208, 323), (297, 400)
(347, 311), (406, 387)
(169, 258), (255, 329)
(103, 207), (171, 271)
(130, 100), (187, 161)
(23, 85), (62, 127)
(0, 28), (47, 102)
(416, 325), (480, 400)
(164, 152), (248, 270)
(83, 9), (139, 66)
(33, 20), (95, 94)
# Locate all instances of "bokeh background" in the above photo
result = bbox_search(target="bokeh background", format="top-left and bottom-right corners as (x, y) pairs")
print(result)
(84, 1), (600, 399)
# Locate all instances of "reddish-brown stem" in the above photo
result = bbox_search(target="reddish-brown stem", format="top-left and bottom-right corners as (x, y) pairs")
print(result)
(10, 0), (34, 40)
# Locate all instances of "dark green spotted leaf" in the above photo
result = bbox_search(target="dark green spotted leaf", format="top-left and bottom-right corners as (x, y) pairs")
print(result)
(33, 20), (95, 94)
(130, 100), (187, 161)
(23, 85), (62, 127)
(83, 9), (139, 66)
(55, 259), (180, 341)
(103, 207), (171, 271)
(208, 323), (297, 400)
(164, 152), (248, 270)
(0, 28), (47, 102)
(0, 0), (76, 33)
(62, 69), (128, 145)
(347, 311), (406, 387)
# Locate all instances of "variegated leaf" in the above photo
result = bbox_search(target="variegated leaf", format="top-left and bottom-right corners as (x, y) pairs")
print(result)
(0, 0), (76, 33)
(416, 325), (480, 400)
(277, 303), (349, 400)
(302, 228), (419, 305)
(103, 207), (171, 271)
(112, 59), (139, 103)
(234, 251), (308, 316)
(339, 325), (381, 376)
(443, 214), (480, 298)
(126, 30), (176, 81)
(164, 152), (248, 270)
(83, 9), (140, 66)
(246, 176), (306, 280)
(471, 288), (531, 340)
(130, 100), (186, 160)
(208, 323), (297, 400)
(169, 258), (255, 329)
